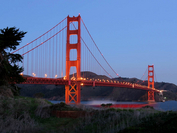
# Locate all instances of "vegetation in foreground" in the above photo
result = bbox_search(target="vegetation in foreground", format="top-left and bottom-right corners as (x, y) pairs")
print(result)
(0, 96), (177, 133)
(0, 27), (26, 96)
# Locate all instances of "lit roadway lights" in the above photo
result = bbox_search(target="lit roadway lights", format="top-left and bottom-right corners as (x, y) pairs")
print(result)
(25, 73), (157, 91)
(67, 76), (127, 84)
(55, 75), (57, 78)
(63, 76), (66, 80)
(21, 74), (159, 94)
(32, 73), (36, 77)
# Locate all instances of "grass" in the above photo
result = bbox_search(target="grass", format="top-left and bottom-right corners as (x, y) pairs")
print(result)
(0, 96), (45, 132)
(1, 96), (177, 133)
(119, 111), (177, 133)
(35, 117), (77, 133)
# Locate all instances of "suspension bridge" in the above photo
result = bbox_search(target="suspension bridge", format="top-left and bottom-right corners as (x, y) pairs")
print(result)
(12, 15), (161, 104)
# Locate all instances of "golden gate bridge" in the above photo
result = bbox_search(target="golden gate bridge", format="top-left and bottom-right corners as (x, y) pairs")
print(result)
(12, 15), (160, 104)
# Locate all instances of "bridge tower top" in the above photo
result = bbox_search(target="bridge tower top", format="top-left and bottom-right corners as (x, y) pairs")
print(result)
(148, 65), (154, 89)
(66, 15), (81, 80)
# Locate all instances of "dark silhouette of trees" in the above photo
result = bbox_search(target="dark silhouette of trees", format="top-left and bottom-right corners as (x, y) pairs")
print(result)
(0, 27), (26, 95)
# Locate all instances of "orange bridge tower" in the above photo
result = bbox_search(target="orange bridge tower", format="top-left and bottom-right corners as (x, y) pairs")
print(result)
(148, 65), (155, 102)
(65, 15), (81, 104)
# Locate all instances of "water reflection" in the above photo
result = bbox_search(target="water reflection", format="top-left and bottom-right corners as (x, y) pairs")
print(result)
(49, 100), (177, 111)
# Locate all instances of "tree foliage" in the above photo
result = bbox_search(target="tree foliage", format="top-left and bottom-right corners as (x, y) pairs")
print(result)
(0, 27), (27, 95)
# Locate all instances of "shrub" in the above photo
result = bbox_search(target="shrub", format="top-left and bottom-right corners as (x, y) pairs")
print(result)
(101, 103), (106, 107)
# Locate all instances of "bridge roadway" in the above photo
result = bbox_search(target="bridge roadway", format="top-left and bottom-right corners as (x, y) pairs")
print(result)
(21, 77), (160, 93)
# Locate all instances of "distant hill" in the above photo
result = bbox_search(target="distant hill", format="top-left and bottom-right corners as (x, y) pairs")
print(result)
(19, 71), (177, 101)
(113, 77), (177, 93)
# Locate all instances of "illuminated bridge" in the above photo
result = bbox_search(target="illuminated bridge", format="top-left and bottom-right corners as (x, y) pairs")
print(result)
(12, 15), (160, 104)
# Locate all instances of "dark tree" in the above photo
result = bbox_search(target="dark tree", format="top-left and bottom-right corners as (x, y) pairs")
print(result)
(0, 27), (27, 95)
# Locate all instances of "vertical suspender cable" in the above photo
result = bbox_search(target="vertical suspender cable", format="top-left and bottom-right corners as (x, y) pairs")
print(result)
(82, 39), (84, 76)
(17, 49), (19, 67)
(49, 31), (51, 78)
(82, 25), (84, 78)
(89, 38), (91, 73)
(27, 44), (29, 75)
(62, 23), (63, 77)
(47, 33), (48, 77)
(59, 24), (61, 78)
(39, 38), (41, 77)
(56, 26), (58, 78)
(154, 71), (158, 89)
(22, 56), (24, 74)
(30, 43), (34, 73)
(53, 29), (54, 78)
(32, 42), (33, 75)
(37, 40), (39, 77)
(44, 34), (46, 77)
(85, 40), (86, 78)
(23, 47), (24, 74)
(43, 35), (44, 77)
(87, 41), (88, 73)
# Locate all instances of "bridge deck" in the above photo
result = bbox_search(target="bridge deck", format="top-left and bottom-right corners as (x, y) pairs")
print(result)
(20, 77), (160, 93)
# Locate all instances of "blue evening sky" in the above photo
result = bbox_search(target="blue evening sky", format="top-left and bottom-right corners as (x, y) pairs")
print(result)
(1, 0), (177, 85)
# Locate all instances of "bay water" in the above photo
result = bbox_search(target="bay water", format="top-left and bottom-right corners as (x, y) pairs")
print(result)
(50, 100), (177, 111)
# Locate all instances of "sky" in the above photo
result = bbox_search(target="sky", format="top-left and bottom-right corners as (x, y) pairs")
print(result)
(1, 0), (177, 85)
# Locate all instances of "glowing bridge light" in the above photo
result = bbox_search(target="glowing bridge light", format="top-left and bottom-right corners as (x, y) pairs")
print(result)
(81, 83), (84, 86)
(63, 76), (66, 80)
(45, 74), (47, 78)
(32, 73), (36, 77)
(55, 75), (57, 78)
(71, 76), (76, 80)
